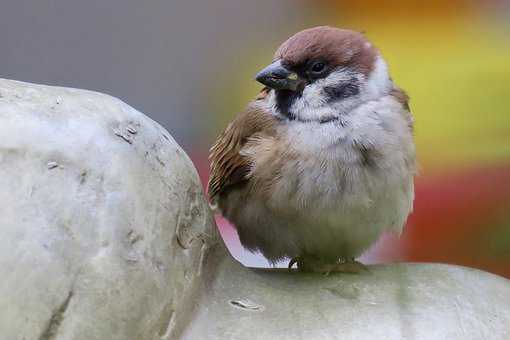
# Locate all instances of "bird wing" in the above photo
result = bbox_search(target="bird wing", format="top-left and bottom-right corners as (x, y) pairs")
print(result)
(208, 90), (277, 202)
(390, 86), (413, 132)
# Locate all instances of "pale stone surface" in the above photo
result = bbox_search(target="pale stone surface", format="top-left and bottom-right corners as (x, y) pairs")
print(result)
(1, 78), (509, 340)
(0, 78), (217, 340)
(186, 246), (510, 340)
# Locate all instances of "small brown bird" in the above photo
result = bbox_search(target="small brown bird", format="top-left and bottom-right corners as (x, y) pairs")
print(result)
(208, 26), (416, 273)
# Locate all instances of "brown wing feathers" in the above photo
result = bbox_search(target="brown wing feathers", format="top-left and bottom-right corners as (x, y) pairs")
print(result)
(208, 101), (276, 201)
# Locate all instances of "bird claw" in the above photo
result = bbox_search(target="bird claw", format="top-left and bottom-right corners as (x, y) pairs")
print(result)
(329, 259), (369, 274)
(288, 257), (302, 271)
(288, 257), (368, 274)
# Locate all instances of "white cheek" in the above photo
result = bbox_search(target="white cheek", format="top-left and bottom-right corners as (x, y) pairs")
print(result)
(290, 84), (328, 120)
(364, 55), (392, 99)
(328, 56), (392, 116)
(290, 69), (359, 121)
(262, 55), (392, 122)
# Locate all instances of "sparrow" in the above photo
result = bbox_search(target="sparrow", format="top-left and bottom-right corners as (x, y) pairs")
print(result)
(208, 26), (416, 273)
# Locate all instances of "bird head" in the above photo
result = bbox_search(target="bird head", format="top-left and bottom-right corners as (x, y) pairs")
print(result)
(255, 26), (392, 122)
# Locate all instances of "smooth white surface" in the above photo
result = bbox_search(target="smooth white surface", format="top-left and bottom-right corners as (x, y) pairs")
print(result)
(0, 78), (216, 340)
(185, 248), (510, 340)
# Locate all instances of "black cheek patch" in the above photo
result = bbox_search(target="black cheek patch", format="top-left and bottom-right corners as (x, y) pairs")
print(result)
(324, 79), (360, 102)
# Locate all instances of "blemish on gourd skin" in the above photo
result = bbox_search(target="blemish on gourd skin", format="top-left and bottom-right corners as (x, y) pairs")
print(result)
(229, 299), (263, 311)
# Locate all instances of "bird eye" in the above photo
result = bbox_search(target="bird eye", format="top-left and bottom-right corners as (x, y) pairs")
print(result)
(310, 61), (326, 74)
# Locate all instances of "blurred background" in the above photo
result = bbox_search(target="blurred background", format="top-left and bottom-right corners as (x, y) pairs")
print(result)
(1, 0), (509, 277)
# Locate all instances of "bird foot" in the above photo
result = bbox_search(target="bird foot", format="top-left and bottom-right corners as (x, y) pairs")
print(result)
(288, 257), (368, 275)
(288, 256), (303, 271)
(321, 259), (369, 275)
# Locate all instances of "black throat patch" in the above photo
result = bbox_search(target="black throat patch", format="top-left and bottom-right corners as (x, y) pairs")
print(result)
(275, 89), (300, 120)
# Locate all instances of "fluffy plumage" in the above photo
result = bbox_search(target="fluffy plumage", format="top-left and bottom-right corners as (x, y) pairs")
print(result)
(208, 26), (416, 271)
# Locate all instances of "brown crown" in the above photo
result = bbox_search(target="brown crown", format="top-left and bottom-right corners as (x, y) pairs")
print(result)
(274, 26), (378, 76)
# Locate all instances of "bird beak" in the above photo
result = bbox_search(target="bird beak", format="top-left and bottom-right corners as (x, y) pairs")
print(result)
(255, 60), (303, 91)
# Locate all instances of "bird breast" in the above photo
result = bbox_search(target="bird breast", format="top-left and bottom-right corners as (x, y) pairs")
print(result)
(244, 94), (415, 220)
